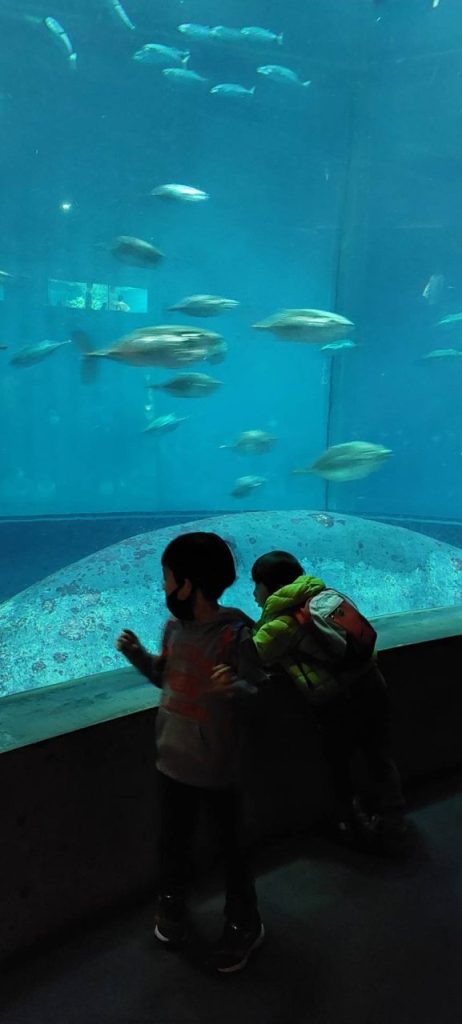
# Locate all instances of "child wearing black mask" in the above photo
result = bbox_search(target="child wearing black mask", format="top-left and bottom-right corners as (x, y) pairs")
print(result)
(116, 531), (266, 973)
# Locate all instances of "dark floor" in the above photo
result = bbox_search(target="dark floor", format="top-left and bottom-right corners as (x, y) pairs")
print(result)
(2, 775), (462, 1024)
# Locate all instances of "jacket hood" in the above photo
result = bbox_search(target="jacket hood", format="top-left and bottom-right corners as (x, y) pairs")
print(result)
(258, 574), (325, 625)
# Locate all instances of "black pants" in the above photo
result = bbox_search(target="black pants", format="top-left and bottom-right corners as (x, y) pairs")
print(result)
(156, 770), (259, 929)
(314, 665), (404, 819)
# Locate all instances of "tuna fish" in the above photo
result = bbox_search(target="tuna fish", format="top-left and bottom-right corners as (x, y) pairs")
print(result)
(9, 339), (71, 367)
(167, 294), (239, 317)
(253, 309), (354, 344)
(220, 430), (277, 455)
(133, 44), (190, 66)
(72, 327), (225, 371)
(143, 413), (188, 434)
(257, 65), (310, 87)
(150, 183), (209, 203)
(111, 236), (164, 267)
(231, 475), (266, 497)
(294, 442), (392, 482)
(148, 372), (222, 398)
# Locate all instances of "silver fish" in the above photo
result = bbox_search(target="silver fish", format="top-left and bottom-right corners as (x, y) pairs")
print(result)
(10, 339), (71, 367)
(422, 273), (444, 305)
(44, 17), (77, 69)
(163, 68), (208, 85)
(420, 348), (462, 360)
(72, 327), (224, 369)
(210, 83), (255, 97)
(211, 26), (244, 42)
(143, 413), (188, 434)
(150, 183), (209, 203)
(177, 24), (215, 40)
(220, 430), (277, 455)
(107, 0), (135, 30)
(241, 27), (284, 45)
(168, 294), (239, 317)
(438, 312), (462, 328)
(133, 44), (190, 66)
(257, 65), (310, 87)
(231, 475), (266, 498)
(253, 308), (354, 344)
(148, 372), (222, 398)
(321, 339), (357, 352)
(111, 236), (164, 267)
(294, 442), (392, 482)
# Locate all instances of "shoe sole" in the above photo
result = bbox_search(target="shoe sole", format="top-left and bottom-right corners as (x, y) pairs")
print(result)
(216, 924), (265, 974)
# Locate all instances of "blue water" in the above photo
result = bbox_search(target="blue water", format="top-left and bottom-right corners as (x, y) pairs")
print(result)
(0, 0), (461, 519)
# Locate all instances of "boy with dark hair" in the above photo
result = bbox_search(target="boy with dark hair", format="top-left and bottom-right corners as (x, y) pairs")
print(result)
(250, 550), (407, 846)
(117, 531), (266, 973)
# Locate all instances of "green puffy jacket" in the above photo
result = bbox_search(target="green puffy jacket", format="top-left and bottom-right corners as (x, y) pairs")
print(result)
(252, 574), (340, 699)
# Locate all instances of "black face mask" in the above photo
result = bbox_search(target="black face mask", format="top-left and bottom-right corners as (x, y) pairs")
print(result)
(166, 584), (197, 621)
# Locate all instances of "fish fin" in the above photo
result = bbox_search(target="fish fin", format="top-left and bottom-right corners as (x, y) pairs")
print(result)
(303, 80), (311, 87)
(70, 331), (99, 384)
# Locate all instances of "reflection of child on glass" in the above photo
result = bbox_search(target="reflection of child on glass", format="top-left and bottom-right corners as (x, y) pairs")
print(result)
(116, 532), (266, 974)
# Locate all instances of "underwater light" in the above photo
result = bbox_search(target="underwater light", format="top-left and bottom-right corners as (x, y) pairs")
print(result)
(60, 201), (72, 212)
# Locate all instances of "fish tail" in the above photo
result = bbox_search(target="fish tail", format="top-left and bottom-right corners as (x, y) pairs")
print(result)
(302, 79), (312, 88)
(181, 51), (190, 65)
(68, 52), (77, 69)
(250, 86), (256, 95)
(278, 33), (284, 44)
(71, 331), (100, 384)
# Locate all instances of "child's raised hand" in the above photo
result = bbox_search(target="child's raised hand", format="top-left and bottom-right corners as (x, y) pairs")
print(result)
(116, 629), (144, 665)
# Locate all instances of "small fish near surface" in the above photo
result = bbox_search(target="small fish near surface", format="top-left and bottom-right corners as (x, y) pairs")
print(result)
(9, 339), (71, 367)
(231, 475), (266, 498)
(43, 16), (77, 69)
(163, 68), (208, 86)
(257, 65), (310, 87)
(150, 183), (209, 203)
(293, 442), (392, 482)
(106, 0), (135, 30)
(220, 430), (277, 455)
(167, 294), (239, 317)
(72, 327), (225, 372)
(253, 309), (354, 344)
(241, 26), (284, 46)
(148, 372), (222, 398)
(422, 273), (445, 305)
(111, 236), (164, 267)
(133, 44), (190, 66)
(210, 84), (255, 98)
(143, 413), (188, 435)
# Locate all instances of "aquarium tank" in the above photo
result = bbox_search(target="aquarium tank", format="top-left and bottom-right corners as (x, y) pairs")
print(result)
(1, 0), (462, 697)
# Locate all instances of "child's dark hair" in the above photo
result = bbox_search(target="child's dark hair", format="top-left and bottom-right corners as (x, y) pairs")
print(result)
(161, 532), (236, 600)
(251, 550), (304, 595)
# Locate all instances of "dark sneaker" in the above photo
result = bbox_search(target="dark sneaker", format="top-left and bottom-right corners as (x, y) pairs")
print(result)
(154, 894), (188, 946)
(210, 920), (265, 974)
